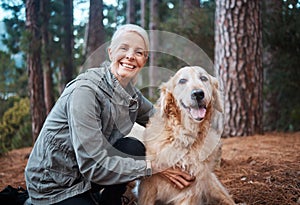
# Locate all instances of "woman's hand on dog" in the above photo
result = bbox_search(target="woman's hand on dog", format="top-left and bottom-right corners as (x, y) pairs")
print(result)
(160, 168), (195, 189)
(152, 163), (195, 189)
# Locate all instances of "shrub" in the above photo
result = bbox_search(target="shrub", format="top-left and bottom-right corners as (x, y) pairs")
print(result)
(0, 97), (32, 155)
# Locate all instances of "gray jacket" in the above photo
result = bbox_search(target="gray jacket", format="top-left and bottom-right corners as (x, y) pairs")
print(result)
(25, 64), (154, 204)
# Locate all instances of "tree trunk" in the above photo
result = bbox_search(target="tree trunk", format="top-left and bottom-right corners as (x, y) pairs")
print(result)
(40, 0), (54, 114)
(140, 0), (146, 28)
(179, 0), (200, 26)
(148, 0), (159, 99)
(26, 0), (46, 142)
(85, 0), (105, 59)
(61, 0), (74, 91)
(214, 0), (263, 137)
(126, 0), (135, 24)
(182, 0), (200, 25)
(183, 0), (200, 18)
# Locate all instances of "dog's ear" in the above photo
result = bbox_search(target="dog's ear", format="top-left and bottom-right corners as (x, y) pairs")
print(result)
(159, 83), (177, 118)
(159, 83), (169, 117)
(211, 76), (224, 113)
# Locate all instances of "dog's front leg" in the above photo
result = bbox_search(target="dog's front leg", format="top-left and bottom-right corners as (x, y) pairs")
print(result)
(138, 178), (158, 205)
(206, 173), (236, 205)
(173, 199), (198, 205)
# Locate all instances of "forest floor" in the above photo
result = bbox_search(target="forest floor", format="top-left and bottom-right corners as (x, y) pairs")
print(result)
(0, 132), (299, 205)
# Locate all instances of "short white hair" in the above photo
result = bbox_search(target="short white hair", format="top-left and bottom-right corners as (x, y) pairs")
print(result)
(109, 24), (149, 57)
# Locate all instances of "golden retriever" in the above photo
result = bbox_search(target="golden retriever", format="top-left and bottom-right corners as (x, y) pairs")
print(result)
(138, 66), (235, 205)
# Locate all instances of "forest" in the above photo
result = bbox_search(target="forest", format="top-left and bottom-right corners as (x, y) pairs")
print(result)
(0, 0), (299, 204)
(0, 0), (299, 154)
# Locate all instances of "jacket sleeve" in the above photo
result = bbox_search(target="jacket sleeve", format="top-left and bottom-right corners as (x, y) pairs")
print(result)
(67, 85), (147, 185)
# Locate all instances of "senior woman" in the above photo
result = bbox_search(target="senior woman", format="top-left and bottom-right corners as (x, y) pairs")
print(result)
(25, 24), (194, 205)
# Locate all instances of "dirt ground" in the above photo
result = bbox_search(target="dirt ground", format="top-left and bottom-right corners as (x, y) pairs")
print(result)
(0, 132), (299, 205)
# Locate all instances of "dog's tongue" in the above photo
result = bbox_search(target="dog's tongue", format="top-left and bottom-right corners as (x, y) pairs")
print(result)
(190, 107), (206, 120)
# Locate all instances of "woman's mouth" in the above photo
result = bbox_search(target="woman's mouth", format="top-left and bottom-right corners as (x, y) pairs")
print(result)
(120, 62), (136, 69)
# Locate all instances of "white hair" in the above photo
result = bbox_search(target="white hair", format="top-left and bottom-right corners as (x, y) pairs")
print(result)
(109, 24), (149, 57)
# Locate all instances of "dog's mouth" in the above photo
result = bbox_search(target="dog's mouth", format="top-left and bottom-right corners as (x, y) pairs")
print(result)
(180, 100), (207, 122)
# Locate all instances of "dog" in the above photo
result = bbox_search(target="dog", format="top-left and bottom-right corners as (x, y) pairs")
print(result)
(138, 66), (235, 205)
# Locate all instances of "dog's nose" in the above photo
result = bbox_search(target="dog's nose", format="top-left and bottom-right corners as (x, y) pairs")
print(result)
(191, 90), (205, 100)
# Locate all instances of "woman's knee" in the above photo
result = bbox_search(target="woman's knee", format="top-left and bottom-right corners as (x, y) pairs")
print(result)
(113, 137), (145, 157)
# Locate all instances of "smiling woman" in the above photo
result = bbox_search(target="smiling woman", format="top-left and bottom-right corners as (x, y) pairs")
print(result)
(108, 26), (149, 86)
(24, 24), (154, 205)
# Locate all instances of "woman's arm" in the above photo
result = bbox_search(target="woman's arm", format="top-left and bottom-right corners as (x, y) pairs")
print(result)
(67, 86), (147, 185)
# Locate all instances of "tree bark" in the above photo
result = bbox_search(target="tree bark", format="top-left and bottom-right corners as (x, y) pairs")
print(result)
(140, 0), (146, 28)
(126, 0), (135, 24)
(85, 0), (105, 58)
(40, 0), (54, 114)
(26, 0), (46, 142)
(183, 0), (200, 18)
(179, 0), (200, 26)
(215, 0), (263, 137)
(61, 0), (74, 91)
(148, 0), (159, 99)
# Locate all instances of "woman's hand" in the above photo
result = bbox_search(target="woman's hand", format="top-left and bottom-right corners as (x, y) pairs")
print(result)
(151, 162), (195, 189)
(159, 167), (195, 189)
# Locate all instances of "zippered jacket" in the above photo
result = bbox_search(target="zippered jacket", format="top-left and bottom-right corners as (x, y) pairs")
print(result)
(25, 64), (154, 204)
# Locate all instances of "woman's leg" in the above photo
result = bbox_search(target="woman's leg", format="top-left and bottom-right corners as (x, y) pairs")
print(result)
(99, 137), (146, 205)
(54, 192), (97, 205)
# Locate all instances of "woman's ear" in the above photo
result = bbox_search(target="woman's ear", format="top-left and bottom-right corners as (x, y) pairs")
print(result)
(144, 53), (149, 61)
(107, 48), (113, 61)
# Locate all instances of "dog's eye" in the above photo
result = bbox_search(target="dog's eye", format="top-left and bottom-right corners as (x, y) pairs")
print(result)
(179, 78), (187, 84)
(200, 76), (208, 81)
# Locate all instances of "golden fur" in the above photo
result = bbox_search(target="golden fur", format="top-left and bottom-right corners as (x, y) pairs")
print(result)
(138, 66), (235, 205)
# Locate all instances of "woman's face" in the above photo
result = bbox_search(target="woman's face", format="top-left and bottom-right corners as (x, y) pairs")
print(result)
(108, 31), (148, 85)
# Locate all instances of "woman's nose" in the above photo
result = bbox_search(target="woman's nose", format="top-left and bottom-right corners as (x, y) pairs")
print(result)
(126, 50), (135, 60)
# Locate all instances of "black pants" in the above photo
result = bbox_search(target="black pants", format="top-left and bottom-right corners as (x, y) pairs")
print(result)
(55, 137), (146, 205)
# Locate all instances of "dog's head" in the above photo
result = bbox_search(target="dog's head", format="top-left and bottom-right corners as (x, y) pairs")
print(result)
(159, 66), (223, 123)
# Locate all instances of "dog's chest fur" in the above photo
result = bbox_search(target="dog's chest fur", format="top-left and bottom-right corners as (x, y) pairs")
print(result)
(144, 112), (214, 176)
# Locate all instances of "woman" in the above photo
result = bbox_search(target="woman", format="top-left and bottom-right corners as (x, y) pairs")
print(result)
(25, 24), (194, 205)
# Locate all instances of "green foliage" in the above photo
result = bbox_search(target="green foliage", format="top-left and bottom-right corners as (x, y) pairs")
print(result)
(1, 0), (299, 135)
(157, 1), (215, 72)
(0, 2), (28, 99)
(0, 97), (32, 155)
(1, 0), (25, 54)
(0, 50), (28, 98)
(0, 51), (17, 92)
(263, 0), (300, 131)
(73, 24), (86, 68)
(0, 96), (17, 119)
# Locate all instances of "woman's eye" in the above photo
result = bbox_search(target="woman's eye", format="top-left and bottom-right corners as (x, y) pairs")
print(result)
(135, 50), (144, 56)
(120, 47), (127, 51)
(136, 51), (143, 56)
(200, 76), (208, 81)
(179, 78), (187, 84)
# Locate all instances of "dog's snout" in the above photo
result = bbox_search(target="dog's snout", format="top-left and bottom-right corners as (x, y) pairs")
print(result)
(191, 90), (205, 100)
